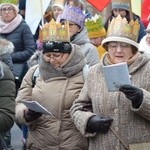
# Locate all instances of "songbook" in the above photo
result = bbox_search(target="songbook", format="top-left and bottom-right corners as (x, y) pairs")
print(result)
(21, 100), (53, 115)
(102, 62), (131, 92)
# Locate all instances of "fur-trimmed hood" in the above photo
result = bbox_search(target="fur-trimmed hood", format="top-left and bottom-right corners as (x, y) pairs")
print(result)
(0, 62), (4, 79)
(0, 39), (14, 55)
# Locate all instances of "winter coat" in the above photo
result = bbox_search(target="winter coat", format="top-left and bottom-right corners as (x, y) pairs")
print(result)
(0, 39), (14, 72)
(0, 16), (36, 84)
(71, 28), (99, 66)
(0, 19), (36, 63)
(70, 53), (150, 150)
(0, 62), (15, 132)
(15, 44), (88, 150)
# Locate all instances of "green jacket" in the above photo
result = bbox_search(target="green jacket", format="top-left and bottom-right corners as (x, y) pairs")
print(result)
(0, 61), (16, 132)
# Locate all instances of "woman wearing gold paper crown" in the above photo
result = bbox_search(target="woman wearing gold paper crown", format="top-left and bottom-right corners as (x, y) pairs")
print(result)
(15, 20), (88, 150)
(85, 14), (106, 59)
(105, 0), (146, 43)
(70, 15), (150, 150)
(59, 4), (99, 66)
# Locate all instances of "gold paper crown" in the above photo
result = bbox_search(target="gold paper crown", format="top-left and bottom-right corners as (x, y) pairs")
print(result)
(85, 14), (106, 38)
(39, 19), (70, 42)
(107, 15), (140, 42)
(0, 0), (18, 4)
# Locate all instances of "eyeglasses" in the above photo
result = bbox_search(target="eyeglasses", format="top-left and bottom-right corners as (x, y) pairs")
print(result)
(61, 21), (76, 27)
(44, 53), (64, 60)
(69, 23), (76, 27)
(1, 7), (14, 13)
(108, 42), (131, 50)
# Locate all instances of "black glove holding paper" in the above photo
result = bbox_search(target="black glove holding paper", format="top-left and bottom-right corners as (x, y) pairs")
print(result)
(119, 84), (143, 108)
(86, 115), (113, 133)
(24, 109), (42, 122)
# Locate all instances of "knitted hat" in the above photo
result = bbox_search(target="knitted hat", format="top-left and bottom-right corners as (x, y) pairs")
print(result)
(60, 4), (86, 29)
(0, 2), (19, 13)
(39, 19), (72, 53)
(52, 0), (65, 10)
(42, 41), (72, 54)
(102, 15), (140, 49)
(111, 0), (130, 11)
(85, 14), (106, 38)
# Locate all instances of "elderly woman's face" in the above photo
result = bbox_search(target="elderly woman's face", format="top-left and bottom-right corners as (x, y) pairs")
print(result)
(107, 42), (133, 63)
(43, 52), (69, 68)
(1, 4), (16, 23)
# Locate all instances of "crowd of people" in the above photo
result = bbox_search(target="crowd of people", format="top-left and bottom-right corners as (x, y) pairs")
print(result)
(0, 0), (149, 150)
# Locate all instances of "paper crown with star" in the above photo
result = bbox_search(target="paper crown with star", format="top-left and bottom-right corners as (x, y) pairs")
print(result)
(85, 14), (106, 38)
(52, 0), (65, 10)
(39, 19), (70, 43)
(39, 19), (72, 53)
(102, 15), (140, 49)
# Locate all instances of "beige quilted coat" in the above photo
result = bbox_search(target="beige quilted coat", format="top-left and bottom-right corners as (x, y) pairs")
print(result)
(15, 44), (88, 150)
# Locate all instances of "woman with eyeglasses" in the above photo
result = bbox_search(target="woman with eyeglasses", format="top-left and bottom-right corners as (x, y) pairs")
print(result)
(70, 15), (150, 150)
(0, 2), (36, 88)
(15, 40), (89, 149)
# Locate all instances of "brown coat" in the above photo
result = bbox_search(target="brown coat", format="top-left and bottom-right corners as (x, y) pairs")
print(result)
(70, 53), (150, 150)
(15, 44), (88, 150)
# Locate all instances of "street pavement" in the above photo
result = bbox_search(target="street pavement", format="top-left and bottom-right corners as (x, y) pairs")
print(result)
(11, 123), (23, 150)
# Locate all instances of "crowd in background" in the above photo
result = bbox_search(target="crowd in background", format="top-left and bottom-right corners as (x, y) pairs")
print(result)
(0, 0), (150, 150)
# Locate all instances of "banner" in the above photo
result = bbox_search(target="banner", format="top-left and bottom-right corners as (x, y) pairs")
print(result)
(25, 0), (51, 35)
(141, 0), (150, 27)
(131, 0), (141, 17)
(86, 0), (111, 12)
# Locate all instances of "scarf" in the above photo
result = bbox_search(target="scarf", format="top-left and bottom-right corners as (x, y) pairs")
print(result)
(39, 45), (85, 80)
(105, 52), (140, 66)
(0, 14), (22, 34)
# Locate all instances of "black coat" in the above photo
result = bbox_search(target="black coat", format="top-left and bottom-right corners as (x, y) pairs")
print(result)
(0, 20), (36, 84)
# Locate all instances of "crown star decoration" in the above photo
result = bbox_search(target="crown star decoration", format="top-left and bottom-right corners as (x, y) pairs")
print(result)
(39, 19), (70, 42)
(0, 0), (18, 4)
(107, 15), (140, 42)
(85, 14), (106, 38)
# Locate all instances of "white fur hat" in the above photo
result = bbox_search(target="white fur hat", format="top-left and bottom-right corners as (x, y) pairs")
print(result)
(0, 3), (19, 13)
(52, 0), (65, 10)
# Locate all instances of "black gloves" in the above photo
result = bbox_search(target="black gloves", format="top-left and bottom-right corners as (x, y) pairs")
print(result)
(24, 109), (42, 122)
(119, 85), (143, 108)
(86, 115), (113, 133)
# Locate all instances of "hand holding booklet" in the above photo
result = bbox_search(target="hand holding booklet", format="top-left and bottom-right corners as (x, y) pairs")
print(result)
(21, 100), (53, 115)
(102, 62), (131, 92)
